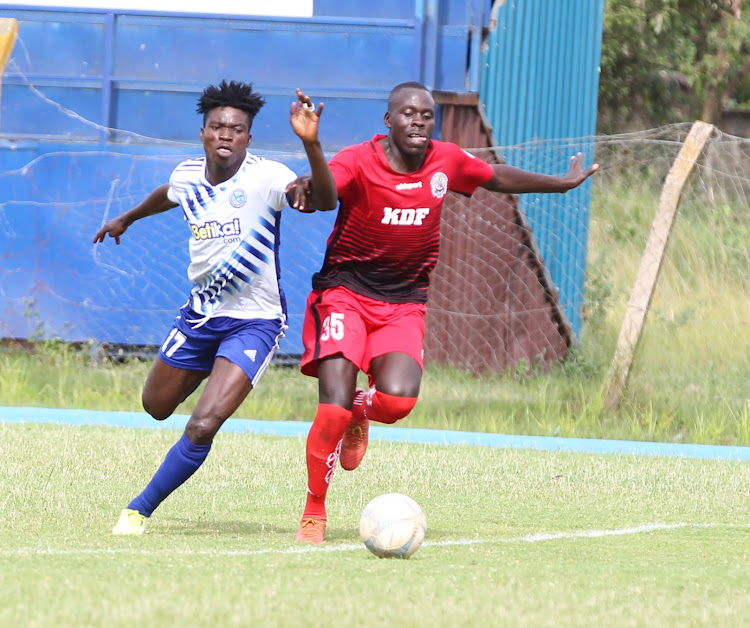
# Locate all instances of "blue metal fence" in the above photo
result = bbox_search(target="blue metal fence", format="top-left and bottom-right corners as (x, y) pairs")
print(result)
(480, 0), (604, 335)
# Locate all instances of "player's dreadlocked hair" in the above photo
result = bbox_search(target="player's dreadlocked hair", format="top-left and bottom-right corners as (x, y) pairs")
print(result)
(197, 80), (266, 129)
(387, 81), (432, 110)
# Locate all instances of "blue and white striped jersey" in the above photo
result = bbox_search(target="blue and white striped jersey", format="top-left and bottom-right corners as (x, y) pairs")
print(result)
(167, 151), (296, 323)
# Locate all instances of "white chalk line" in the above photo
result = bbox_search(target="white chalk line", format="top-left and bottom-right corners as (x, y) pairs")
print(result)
(2, 522), (747, 558)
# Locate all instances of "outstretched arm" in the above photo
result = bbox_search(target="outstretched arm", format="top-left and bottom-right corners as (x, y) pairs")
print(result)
(92, 183), (178, 245)
(481, 153), (599, 194)
(289, 88), (338, 211)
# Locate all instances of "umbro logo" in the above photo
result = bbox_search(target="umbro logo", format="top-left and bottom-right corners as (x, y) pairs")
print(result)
(244, 349), (257, 362)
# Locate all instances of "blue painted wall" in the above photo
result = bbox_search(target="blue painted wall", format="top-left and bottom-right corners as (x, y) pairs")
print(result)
(0, 2), (490, 148)
(0, 1), (492, 354)
(0, 1), (602, 353)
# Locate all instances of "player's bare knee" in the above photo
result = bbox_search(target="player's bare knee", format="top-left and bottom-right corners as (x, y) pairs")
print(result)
(378, 382), (420, 399)
(141, 395), (172, 421)
(185, 415), (223, 445)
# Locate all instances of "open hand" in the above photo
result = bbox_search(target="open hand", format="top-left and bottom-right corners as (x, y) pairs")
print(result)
(562, 153), (599, 190)
(290, 88), (324, 145)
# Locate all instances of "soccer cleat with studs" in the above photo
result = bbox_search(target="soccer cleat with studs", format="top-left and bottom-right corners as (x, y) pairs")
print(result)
(295, 517), (326, 544)
(340, 388), (370, 471)
(112, 508), (147, 535)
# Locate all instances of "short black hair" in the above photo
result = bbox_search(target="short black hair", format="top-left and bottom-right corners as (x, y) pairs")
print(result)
(197, 80), (266, 129)
(387, 81), (432, 110)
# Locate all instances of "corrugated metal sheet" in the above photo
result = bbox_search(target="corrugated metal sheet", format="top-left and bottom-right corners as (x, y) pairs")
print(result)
(479, 0), (604, 336)
(425, 96), (572, 372)
(426, 186), (572, 372)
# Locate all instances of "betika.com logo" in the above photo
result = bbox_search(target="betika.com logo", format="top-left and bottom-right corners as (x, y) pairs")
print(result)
(191, 218), (241, 241)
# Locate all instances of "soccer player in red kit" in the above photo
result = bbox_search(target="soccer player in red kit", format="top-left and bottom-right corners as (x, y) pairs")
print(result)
(295, 82), (598, 543)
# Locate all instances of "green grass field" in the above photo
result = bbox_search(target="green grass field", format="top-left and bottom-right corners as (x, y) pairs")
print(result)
(1, 421), (748, 627)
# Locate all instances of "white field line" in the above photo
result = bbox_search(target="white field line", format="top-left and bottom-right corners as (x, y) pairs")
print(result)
(2, 522), (748, 558)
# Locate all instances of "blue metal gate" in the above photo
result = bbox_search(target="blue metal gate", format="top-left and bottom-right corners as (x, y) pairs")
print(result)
(480, 0), (605, 335)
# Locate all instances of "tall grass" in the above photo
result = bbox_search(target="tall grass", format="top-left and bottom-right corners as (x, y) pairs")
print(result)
(581, 169), (749, 444)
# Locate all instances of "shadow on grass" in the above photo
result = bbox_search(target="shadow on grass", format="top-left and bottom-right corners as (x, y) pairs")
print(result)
(154, 517), (359, 543)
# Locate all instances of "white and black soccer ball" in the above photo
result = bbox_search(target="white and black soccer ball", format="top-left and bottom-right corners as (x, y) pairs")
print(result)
(359, 493), (427, 558)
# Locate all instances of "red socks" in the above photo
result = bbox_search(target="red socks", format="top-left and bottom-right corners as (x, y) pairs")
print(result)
(303, 403), (351, 520)
(303, 393), (418, 520)
(353, 389), (418, 425)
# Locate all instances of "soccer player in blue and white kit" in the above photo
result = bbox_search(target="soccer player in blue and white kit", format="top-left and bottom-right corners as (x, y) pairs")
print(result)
(93, 80), (337, 535)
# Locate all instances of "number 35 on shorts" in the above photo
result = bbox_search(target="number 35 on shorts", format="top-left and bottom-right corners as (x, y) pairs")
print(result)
(320, 313), (344, 341)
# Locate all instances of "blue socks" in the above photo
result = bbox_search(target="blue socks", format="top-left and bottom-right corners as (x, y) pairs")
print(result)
(128, 433), (211, 517)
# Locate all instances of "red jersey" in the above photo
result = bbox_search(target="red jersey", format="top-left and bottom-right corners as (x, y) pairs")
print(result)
(312, 134), (494, 303)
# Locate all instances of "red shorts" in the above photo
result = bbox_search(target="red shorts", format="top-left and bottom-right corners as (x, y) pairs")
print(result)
(300, 285), (426, 379)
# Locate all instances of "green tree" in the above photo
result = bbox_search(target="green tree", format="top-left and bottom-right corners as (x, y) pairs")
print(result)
(677, 0), (750, 123)
(599, 0), (750, 128)
(599, 0), (681, 129)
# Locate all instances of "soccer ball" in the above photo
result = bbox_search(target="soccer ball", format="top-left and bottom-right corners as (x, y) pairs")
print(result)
(359, 493), (427, 558)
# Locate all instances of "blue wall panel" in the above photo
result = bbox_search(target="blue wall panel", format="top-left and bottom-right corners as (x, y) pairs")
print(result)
(109, 90), (388, 149)
(314, 0), (415, 20)
(112, 17), (417, 88)
(110, 89), (201, 142)
(440, 0), (488, 25)
(435, 25), (471, 91)
(1, 11), (106, 76)
(2, 83), (102, 138)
